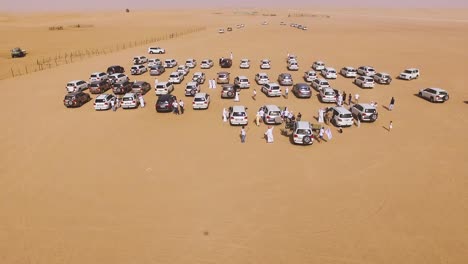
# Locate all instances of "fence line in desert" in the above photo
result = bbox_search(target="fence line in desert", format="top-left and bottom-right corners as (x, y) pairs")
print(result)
(4, 26), (206, 80)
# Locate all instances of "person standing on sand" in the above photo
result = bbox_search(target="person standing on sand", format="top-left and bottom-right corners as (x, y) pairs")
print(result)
(252, 89), (257, 100)
(222, 108), (228, 122)
(111, 97), (116, 111)
(139, 94), (145, 108)
(297, 112), (302, 121)
(389, 97), (395, 111)
(265, 126), (274, 143)
(285, 86), (289, 99)
(256, 111), (261, 126)
(355, 93), (360, 104)
(230, 51), (233, 60)
(179, 99), (185, 114)
(172, 100), (179, 115)
(343, 92), (347, 105)
(348, 93), (352, 105)
(389, 120), (393, 132)
(240, 126), (246, 143)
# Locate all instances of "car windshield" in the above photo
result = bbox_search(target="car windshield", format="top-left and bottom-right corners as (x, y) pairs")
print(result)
(341, 113), (352, 118)
(439, 91), (448, 95)
(365, 109), (376, 113)
(270, 111), (280, 116)
(67, 83), (75, 87)
(233, 112), (246, 117)
(325, 92), (334, 96)
(270, 86), (280, 90)
(194, 97), (205, 102)
(95, 99), (105, 103)
(65, 95), (74, 100)
(296, 129), (312, 135)
(404, 70), (412, 74)
(123, 97), (134, 101)
(186, 86), (196, 90)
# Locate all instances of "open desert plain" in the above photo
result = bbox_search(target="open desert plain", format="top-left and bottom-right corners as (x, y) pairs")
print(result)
(0, 6), (468, 264)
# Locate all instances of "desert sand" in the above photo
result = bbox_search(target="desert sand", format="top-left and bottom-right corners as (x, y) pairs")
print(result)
(0, 8), (467, 264)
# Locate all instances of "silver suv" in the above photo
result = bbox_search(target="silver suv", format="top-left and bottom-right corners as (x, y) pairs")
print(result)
(292, 121), (314, 145)
(278, 73), (293, 86)
(350, 103), (378, 122)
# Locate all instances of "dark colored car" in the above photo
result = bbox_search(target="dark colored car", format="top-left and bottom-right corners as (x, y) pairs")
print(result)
(131, 81), (151, 95)
(292, 83), (311, 98)
(149, 65), (165, 76)
(63, 91), (91, 108)
(112, 81), (132, 95)
(219, 58), (232, 68)
(89, 80), (111, 94)
(107, 65), (125, 75)
(156, 94), (178, 112)
(11, 47), (27, 58)
(220, 84), (240, 99)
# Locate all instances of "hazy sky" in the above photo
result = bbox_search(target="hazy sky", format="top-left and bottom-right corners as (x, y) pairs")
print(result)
(2, 0), (468, 11)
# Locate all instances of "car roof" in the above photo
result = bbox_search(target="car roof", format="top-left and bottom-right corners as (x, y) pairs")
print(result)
(314, 61), (324, 63)
(170, 72), (179, 75)
(426, 87), (446, 92)
(295, 83), (310, 87)
(407, 68), (419, 71)
(296, 121), (311, 129)
(357, 103), (376, 109)
(344, 66), (355, 69)
(90, 80), (106, 84)
(264, 104), (280, 110)
(322, 87), (335, 92)
(194, 93), (207, 97)
(134, 81), (146, 85)
(218, 71), (230, 75)
(280, 73), (291, 76)
(325, 67), (335, 70)
(232, 105), (246, 111)
(194, 72), (203, 75)
(317, 78), (328, 82)
(66, 91), (82, 95)
(91, 72), (105, 75)
(333, 106), (351, 113)
(266, 82), (280, 86)
(96, 94), (112, 99)
(123, 93), (136, 97)
(187, 82), (198, 86)
(237, 75), (248, 79)
(157, 81), (169, 85)
(158, 94), (175, 100)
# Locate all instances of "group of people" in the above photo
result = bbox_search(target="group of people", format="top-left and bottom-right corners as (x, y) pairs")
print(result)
(171, 99), (185, 115)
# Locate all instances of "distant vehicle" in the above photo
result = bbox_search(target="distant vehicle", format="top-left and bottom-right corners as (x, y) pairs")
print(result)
(89, 80), (111, 94)
(280, 22), (287, 26)
(350, 103), (379, 122)
(219, 58), (232, 68)
(200, 59), (214, 69)
(260, 59), (271, 69)
(130, 64), (147, 75)
(312, 61), (325, 71)
(240, 59), (250, 69)
(155, 94), (178, 112)
(149, 65), (165, 76)
(185, 58), (197, 68)
(89, 72), (108, 83)
(131, 81), (151, 95)
(112, 81), (132, 95)
(148, 47), (165, 54)
(121, 93), (140, 109)
(66, 80), (88, 93)
(234, 76), (250, 89)
(399, 68), (420, 80)
(11, 47), (27, 58)
(287, 60), (299, 71)
(227, 27), (233, 31)
(373, 72), (392, 84)
(303, 70), (317, 82)
(192, 93), (210, 110)
(192, 72), (206, 84)
(261, 83), (282, 97)
(330, 106), (353, 127)
(63, 91), (91, 108)
(262, 21), (268, 25)
(177, 65), (190, 76)
(108, 73), (129, 84)
(340, 67), (357, 78)
(278, 73), (293, 86)
(185, 82), (201, 96)
(228, 105), (248, 126)
(287, 54), (297, 62)
(319, 87), (337, 103)
(292, 83), (311, 98)
(357, 66), (376, 76)
(321, 67), (337, 79)
(218, 28), (225, 33)
(148, 58), (162, 68)
(261, 105), (283, 124)
(94, 94), (115, 110)
(311, 78), (330, 91)
(217, 71), (230, 84)
(169, 71), (184, 84)
(133, 56), (148, 65)
(418, 88), (449, 103)
(155, 82), (174, 95)
(292, 121), (314, 145)
(164, 58), (177, 68)
(354, 76), (375, 88)
(106, 65), (124, 75)
(302, 26), (308, 30)
(255, 73), (270, 85)
(221, 84), (240, 99)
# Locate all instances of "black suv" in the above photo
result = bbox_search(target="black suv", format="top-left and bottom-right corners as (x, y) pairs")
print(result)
(63, 91), (91, 108)
(107, 65), (125, 75)
(131, 81), (151, 95)
(89, 80), (111, 94)
(112, 81), (132, 95)
(156, 94), (178, 112)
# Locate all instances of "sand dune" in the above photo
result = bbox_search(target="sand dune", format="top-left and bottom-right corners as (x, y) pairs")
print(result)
(0, 8), (467, 264)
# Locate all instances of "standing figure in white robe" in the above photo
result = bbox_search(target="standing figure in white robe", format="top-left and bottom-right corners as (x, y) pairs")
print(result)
(139, 94), (145, 108)
(265, 126), (274, 143)
(318, 108), (324, 123)
(234, 90), (240, 102)
(212, 79), (217, 89)
(222, 108), (228, 122)
(337, 93), (343, 106)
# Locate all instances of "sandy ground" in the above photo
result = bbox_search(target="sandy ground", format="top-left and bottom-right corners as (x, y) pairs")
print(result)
(1, 8), (468, 264)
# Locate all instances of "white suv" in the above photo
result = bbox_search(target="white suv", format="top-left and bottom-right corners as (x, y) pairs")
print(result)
(164, 59), (177, 68)
(185, 82), (200, 96)
(240, 59), (250, 69)
(261, 83), (281, 97)
(130, 65), (147, 75)
(200, 59), (213, 69)
(312, 61), (325, 71)
(319, 87), (337, 103)
(148, 58), (162, 68)
(193, 93), (210, 109)
(330, 107), (353, 127)
(121, 93), (139, 109)
(399, 68), (420, 80)
(373, 72), (392, 84)
(303, 70), (317, 82)
(155, 82), (174, 95)
(93, 94), (115, 110)
(321, 67), (337, 79)
(418, 88), (449, 103)
(148, 47), (165, 54)
(177, 65), (190, 76)
(262, 105), (282, 124)
(350, 103), (378, 122)
(108, 73), (129, 84)
(89, 72), (108, 82)
(354, 76), (375, 88)
(66, 80), (88, 93)
(340, 67), (357, 78)
(185, 58), (197, 68)
(192, 72), (205, 84)
(169, 72), (184, 84)
(255, 73), (269, 85)
(133, 56), (148, 64)
(287, 60), (299, 71)
(357, 66), (376, 76)
(228, 105), (248, 125)
(292, 121), (314, 145)
(234, 76), (250, 88)
(260, 59), (271, 69)
(311, 78), (330, 91)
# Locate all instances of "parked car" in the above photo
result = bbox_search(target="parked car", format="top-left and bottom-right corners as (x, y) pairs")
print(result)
(155, 94), (178, 112)
(228, 105), (248, 125)
(303, 70), (317, 82)
(169, 71), (184, 84)
(240, 59), (250, 69)
(278, 73), (293, 86)
(155, 82), (174, 95)
(312, 61), (325, 71)
(399, 68), (420, 80)
(148, 58), (162, 68)
(227, 27), (233, 31)
(255, 72), (269, 85)
(192, 93), (210, 110)
(164, 59), (177, 68)
(221, 84), (239, 99)
(94, 94), (115, 110)
(217, 72), (230, 84)
(373, 72), (392, 84)
(330, 106), (353, 127)
(89, 72), (108, 82)
(262, 105), (283, 124)
(108, 73), (129, 84)
(149, 65), (165, 76)
(121, 93), (140, 109)
(89, 80), (111, 94)
(321, 67), (337, 79)
(287, 54), (297, 62)
(106, 65), (124, 75)
(418, 88), (449, 103)
(63, 91), (91, 108)
(66, 80), (88, 93)
(112, 80), (132, 95)
(292, 121), (314, 145)
(185, 82), (201, 96)
(192, 72), (206, 84)
(218, 28), (225, 33)
(219, 58), (232, 68)
(319, 87), (337, 103)
(200, 59), (213, 69)
(185, 58), (197, 68)
(131, 81), (151, 95)
(287, 60), (299, 71)
(340, 67), (357, 78)
(261, 83), (282, 97)
(130, 64), (147, 75)
(133, 56), (148, 65)
(148, 47), (165, 54)
(260, 59), (271, 69)
(291, 83), (311, 98)
(234, 76), (250, 89)
(350, 103), (379, 122)
(357, 66), (376, 76)
(354, 76), (375, 88)
(177, 65), (190, 76)
(311, 78), (330, 91)
(11, 47), (27, 58)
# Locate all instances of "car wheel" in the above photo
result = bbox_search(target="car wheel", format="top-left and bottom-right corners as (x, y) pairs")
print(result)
(227, 91), (234, 97)
(370, 114), (377, 122)
(302, 136), (312, 144)
(444, 95), (449, 101)
(418, 92), (423, 97)
(190, 89), (196, 96)
(430, 97), (434, 103)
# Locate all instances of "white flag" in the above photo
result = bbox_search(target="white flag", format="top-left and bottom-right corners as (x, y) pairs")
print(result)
(325, 128), (332, 140)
